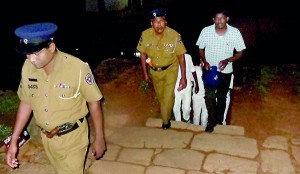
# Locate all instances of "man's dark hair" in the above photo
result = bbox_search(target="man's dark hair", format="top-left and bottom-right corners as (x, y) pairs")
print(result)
(214, 8), (229, 17)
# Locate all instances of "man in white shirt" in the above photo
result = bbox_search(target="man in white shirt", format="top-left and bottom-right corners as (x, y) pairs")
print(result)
(196, 9), (246, 132)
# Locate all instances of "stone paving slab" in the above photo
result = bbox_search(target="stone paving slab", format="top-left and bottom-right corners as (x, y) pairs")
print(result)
(9, 162), (55, 174)
(88, 161), (145, 174)
(260, 149), (295, 174)
(107, 126), (193, 148)
(146, 166), (185, 174)
(204, 153), (259, 173)
(118, 148), (154, 165)
(262, 135), (288, 150)
(153, 149), (205, 170)
(292, 145), (300, 164)
(191, 133), (259, 159)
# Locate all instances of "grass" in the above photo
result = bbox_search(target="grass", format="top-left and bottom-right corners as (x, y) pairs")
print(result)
(249, 64), (300, 97)
(139, 80), (149, 93)
(0, 92), (19, 141)
(0, 124), (12, 142)
(0, 91), (19, 115)
(253, 66), (278, 96)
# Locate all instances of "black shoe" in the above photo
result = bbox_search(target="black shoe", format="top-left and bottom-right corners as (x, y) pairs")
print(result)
(205, 124), (215, 133)
(162, 120), (171, 129)
(182, 118), (191, 123)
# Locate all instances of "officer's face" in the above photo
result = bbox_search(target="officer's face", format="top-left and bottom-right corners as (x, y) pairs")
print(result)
(151, 16), (167, 34)
(26, 43), (55, 69)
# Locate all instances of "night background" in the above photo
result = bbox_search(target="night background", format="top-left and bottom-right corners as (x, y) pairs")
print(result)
(0, 0), (298, 90)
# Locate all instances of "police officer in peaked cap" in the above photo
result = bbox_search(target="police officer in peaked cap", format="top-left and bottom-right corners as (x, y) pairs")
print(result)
(137, 8), (188, 129)
(6, 22), (107, 173)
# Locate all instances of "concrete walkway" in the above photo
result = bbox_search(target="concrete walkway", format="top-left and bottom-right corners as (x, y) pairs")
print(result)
(1, 118), (300, 174)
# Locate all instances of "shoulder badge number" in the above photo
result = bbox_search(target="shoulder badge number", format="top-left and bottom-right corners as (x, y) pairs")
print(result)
(85, 73), (94, 85)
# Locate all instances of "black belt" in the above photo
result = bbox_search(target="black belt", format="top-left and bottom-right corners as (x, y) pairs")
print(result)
(150, 64), (172, 71)
(42, 117), (85, 138)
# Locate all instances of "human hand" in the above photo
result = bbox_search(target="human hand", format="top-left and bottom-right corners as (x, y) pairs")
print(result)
(92, 137), (106, 160)
(203, 61), (211, 71)
(195, 85), (199, 94)
(144, 74), (152, 84)
(218, 59), (229, 71)
(177, 78), (187, 91)
(6, 144), (19, 169)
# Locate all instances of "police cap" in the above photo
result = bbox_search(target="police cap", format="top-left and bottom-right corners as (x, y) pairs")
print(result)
(202, 66), (221, 88)
(148, 8), (167, 20)
(14, 22), (58, 54)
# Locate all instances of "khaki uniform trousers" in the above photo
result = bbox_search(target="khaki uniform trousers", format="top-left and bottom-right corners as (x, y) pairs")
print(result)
(41, 117), (89, 174)
(150, 63), (178, 124)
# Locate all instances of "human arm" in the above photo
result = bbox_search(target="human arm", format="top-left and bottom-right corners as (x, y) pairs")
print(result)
(139, 52), (151, 83)
(177, 54), (187, 91)
(192, 71), (199, 94)
(218, 51), (244, 71)
(6, 101), (32, 168)
(87, 101), (106, 160)
(198, 49), (210, 71)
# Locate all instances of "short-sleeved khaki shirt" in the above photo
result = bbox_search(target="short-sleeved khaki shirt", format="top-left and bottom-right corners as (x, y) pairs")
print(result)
(137, 26), (186, 67)
(17, 49), (103, 131)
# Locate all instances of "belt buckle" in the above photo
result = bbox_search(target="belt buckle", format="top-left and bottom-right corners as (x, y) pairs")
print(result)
(57, 122), (76, 136)
(41, 117), (85, 138)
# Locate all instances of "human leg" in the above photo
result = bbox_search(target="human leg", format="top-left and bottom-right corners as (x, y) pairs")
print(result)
(161, 66), (178, 128)
(223, 74), (234, 125)
(192, 94), (208, 126)
(204, 87), (217, 125)
(223, 90), (231, 125)
(151, 71), (167, 124)
(181, 84), (192, 121)
(151, 65), (178, 128)
(173, 86), (182, 121)
(216, 73), (232, 125)
(193, 66), (207, 127)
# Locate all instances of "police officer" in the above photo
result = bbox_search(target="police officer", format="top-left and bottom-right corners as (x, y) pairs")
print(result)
(6, 22), (106, 174)
(137, 8), (187, 129)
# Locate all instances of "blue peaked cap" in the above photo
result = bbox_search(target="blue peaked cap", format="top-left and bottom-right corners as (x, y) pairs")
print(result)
(202, 66), (221, 88)
(14, 22), (58, 54)
(148, 8), (167, 20)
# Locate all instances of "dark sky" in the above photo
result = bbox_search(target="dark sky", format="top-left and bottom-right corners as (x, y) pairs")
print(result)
(0, 0), (86, 90)
(0, 0), (297, 90)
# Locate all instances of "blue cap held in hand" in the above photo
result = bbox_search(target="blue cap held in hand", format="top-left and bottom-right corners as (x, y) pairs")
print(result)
(14, 22), (58, 54)
(202, 66), (220, 88)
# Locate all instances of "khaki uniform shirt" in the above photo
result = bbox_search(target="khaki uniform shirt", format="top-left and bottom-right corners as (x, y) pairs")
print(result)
(137, 26), (187, 67)
(17, 49), (103, 131)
